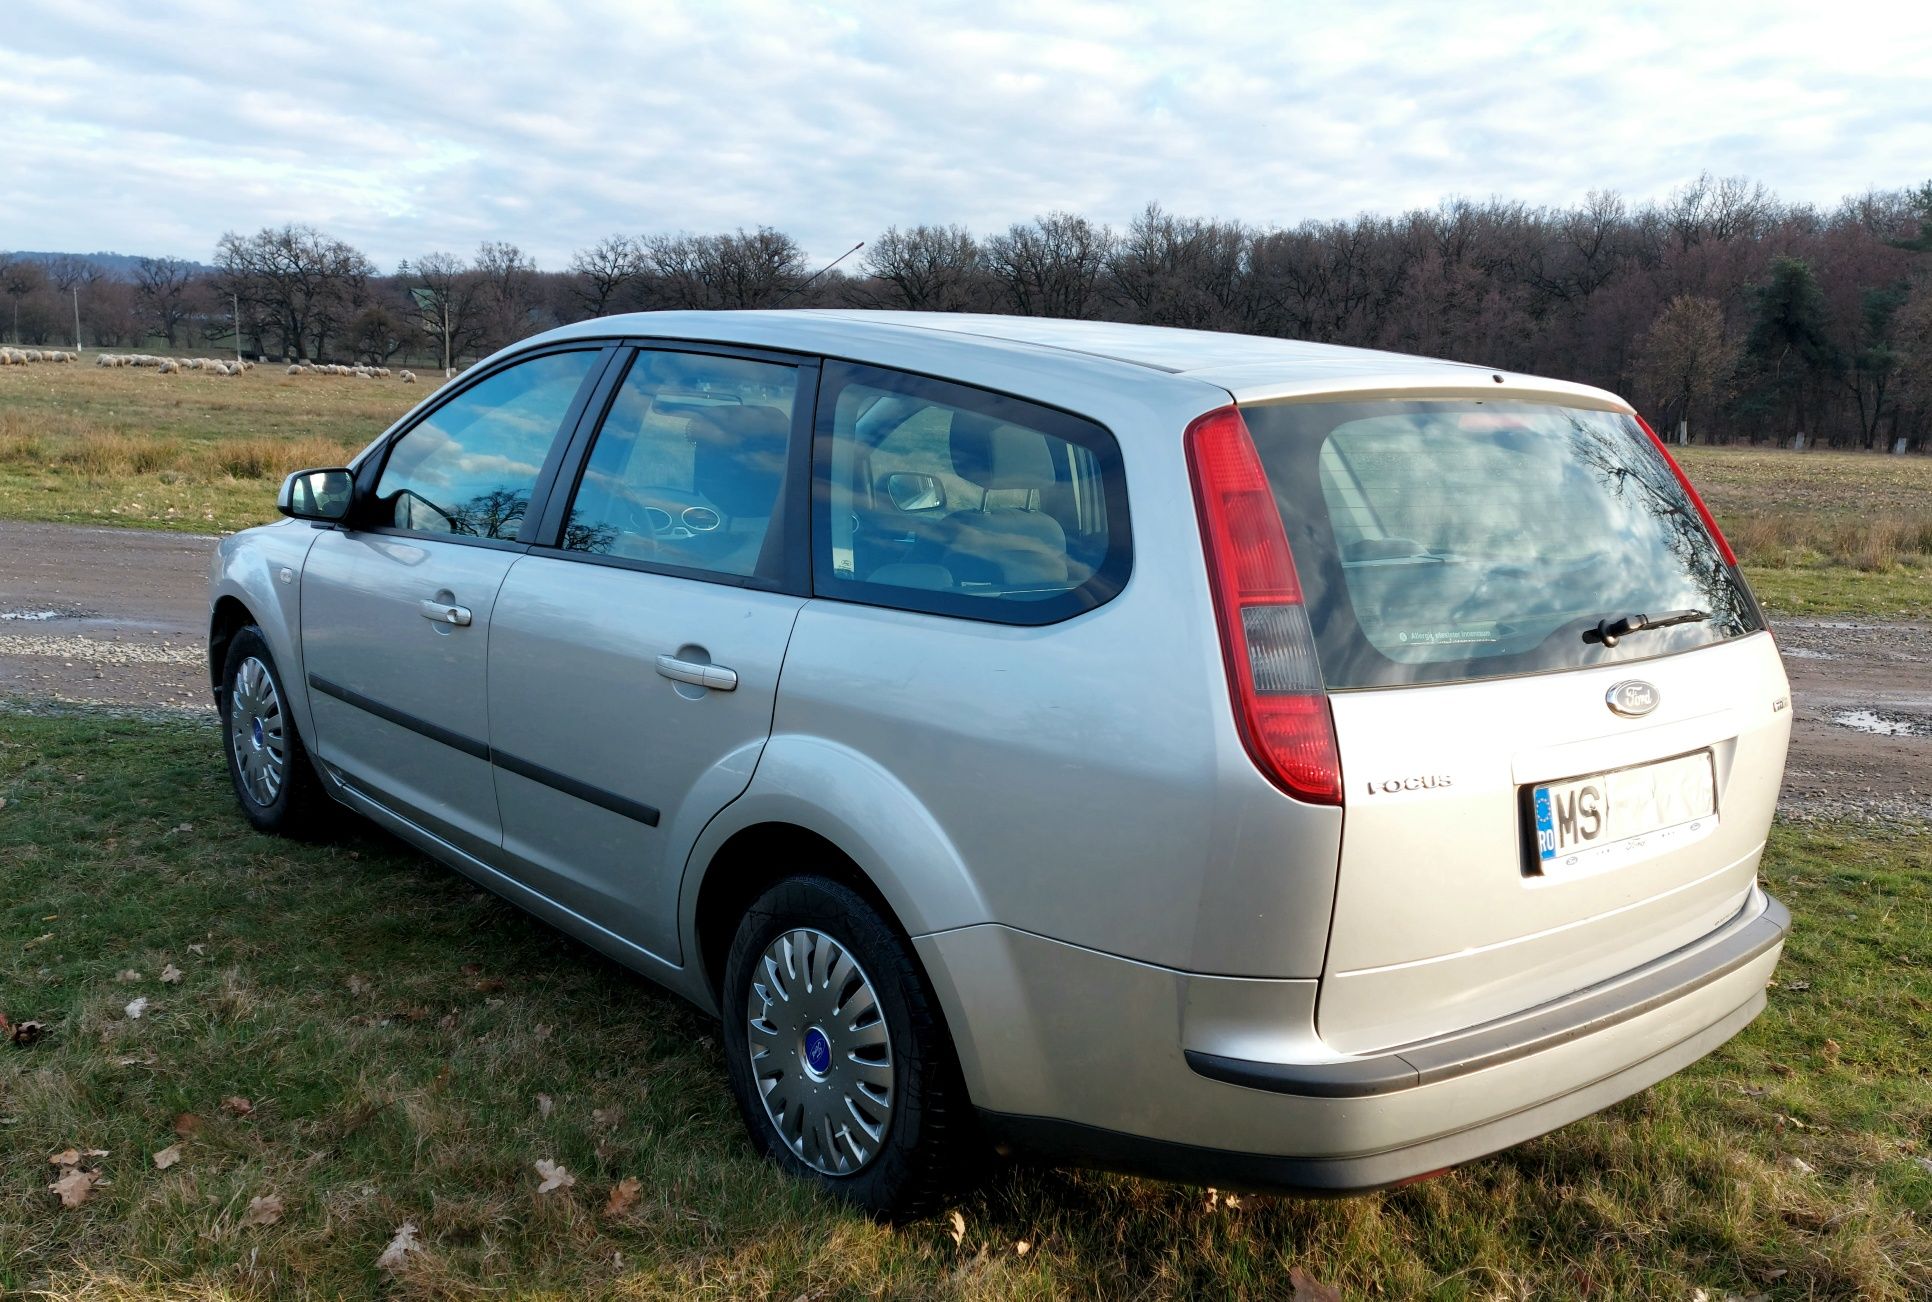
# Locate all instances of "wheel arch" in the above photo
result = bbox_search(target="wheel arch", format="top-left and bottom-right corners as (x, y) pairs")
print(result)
(208, 594), (255, 694)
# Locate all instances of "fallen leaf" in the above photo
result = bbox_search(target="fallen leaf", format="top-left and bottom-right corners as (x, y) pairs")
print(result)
(948, 1209), (966, 1246)
(1015, 1240), (1031, 1257)
(534, 1023), (552, 1039)
(123, 997), (149, 1020)
(9, 1018), (42, 1047)
(592, 1106), (622, 1130)
(221, 1096), (254, 1117)
(173, 1113), (203, 1138)
(536, 1093), (554, 1118)
(603, 1176), (642, 1216)
(1786, 980), (1811, 992)
(376, 1220), (420, 1270)
(459, 963), (483, 977)
(173, 823), (193, 833)
(1223, 1192), (1243, 1209)
(1912, 1156), (1932, 1175)
(1821, 1038), (1842, 1063)
(159, 964), (183, 985)
(1289, 1267), (1343, 1302)
(241, 1194), (284, 1227)
(347, 975), (371, 997)
(48, 1148), (81, 1167)
(117, 969), (142, 983)
(188, 943), (206, 956)
(1785, 1155), (1815, 1174)
(534, 1158), (574, 1193)
(48, 1166), (101, 1208)
(152, 1144), (183, 1169)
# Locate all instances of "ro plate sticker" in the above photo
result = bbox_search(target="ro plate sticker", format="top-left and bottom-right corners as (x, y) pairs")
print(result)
(1533, 786), (1557, 861)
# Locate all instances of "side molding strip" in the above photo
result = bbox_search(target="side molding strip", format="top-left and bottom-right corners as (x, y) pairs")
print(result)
(307, 672), (660, 827)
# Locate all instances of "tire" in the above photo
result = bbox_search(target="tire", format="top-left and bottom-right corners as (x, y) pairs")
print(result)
(219, 625), (323, 836)
(721, 875), (974, 1219)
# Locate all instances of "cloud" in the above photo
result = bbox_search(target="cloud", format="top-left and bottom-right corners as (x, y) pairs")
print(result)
(3, 0), (1929, 268)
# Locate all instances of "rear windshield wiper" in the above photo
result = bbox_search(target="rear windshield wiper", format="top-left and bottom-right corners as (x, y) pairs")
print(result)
(1583, 609), (1708, 647)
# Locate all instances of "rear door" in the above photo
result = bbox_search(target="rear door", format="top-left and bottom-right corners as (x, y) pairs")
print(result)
(485, 345), (811, 963)
(1240, 397), (1790, 1053)
(300, 347), (607, 855)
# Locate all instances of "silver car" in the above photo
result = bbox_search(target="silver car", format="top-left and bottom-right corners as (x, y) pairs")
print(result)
(210, 311), (1791, 1216)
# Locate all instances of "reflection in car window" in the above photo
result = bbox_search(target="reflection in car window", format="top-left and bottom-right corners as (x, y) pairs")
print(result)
(1241, 400), (1763, 688)
(563, 351), (799, 579)
(815, 362), (1128, 624)
(373, 351), (598, 539)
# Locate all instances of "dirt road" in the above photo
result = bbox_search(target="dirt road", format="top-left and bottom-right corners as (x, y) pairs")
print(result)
(1, 520), (1926, 822)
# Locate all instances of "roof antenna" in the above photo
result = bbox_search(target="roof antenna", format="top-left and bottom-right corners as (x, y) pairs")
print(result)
(772, 241), (864, 307)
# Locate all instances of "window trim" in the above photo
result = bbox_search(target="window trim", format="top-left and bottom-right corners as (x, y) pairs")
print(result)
(524, 340), (819, 596)
(809, 360), (1133, 627)
(347, 341), (620, 552)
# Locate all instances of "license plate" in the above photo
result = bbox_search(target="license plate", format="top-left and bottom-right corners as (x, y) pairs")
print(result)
(1530, 751), (1717, 875)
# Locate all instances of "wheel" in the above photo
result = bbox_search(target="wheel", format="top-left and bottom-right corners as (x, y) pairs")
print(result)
(219, 625), (323, 835)
(721, 875), (974, 1219)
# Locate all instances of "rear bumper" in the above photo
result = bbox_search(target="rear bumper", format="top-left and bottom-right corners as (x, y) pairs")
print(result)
(918, 888), (1787, 1194)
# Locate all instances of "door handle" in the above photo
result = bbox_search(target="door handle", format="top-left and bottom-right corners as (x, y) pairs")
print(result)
(420, 599), (472, 627)
(655, 654), (738, 692)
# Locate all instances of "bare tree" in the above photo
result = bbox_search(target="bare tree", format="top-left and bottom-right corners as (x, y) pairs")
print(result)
(214, 225), (373, 360)
(474, 240), (540, 349)
(43, 254), (104, 295)
(1105, 204), (1248, 329)
(566, 235), (645, 317)
(984, 212), (1111, 318)
(859, 225), (985, 310)
(134, 256), (200, 348)
(645, 227), (806, 308)
(1633, 295), (1741, 441)
(398, 252), (487, 372)
(0, 256), (45, 342)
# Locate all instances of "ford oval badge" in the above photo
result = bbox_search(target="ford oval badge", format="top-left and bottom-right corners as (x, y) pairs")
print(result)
(1606, 680), (1659, 718)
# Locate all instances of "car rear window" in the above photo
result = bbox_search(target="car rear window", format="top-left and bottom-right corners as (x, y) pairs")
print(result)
(1239, 399), (1764, 689)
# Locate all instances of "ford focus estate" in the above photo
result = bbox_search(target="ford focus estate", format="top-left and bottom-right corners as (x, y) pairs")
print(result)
(210, 311), (1791, 1216)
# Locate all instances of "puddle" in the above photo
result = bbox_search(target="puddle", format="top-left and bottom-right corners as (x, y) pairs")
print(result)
(1780, 646), (1836, 660)
(0, 610), (62, 622)
(1831, 708), (1928, 738)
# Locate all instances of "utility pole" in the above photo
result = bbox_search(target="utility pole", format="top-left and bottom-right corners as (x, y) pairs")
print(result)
(233, 293), (244, 365)
(72, 287), (82, 353)
(444, 303), (451, 378)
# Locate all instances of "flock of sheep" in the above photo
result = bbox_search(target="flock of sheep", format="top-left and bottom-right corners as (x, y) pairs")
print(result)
(286, 361), (417, 383)
(2, 347), (420, 382)
(94, 353), (256, 375)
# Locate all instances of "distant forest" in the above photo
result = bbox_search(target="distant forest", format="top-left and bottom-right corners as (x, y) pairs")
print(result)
(7, 173), (1932, 451)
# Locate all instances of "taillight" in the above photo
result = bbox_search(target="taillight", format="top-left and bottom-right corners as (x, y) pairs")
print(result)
(1635, 413), (1738, 567)
(1185, 406), (1342, 805)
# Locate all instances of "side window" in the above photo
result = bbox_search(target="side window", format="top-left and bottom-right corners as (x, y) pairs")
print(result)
(561, 350), (800, 579)
(814, 362), (1130, 624)
(373, 350), (599, 539)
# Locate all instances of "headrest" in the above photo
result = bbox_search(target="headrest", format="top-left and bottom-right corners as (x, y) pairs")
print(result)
(688, 405), (790, 517)
(948, 411), (1056, 489)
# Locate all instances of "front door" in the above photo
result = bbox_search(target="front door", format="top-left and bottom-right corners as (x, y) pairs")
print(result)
(300, 348), (605, 856)
(486, 346), (812, 962)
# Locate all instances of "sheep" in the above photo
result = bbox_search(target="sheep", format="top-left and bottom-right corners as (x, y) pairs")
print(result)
(401, 369), (417, 383)
(286, 363), (303, 375)
(157, 359), (179, 374)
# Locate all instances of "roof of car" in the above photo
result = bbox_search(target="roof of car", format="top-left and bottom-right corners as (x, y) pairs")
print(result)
(531, 310), (1630, 410)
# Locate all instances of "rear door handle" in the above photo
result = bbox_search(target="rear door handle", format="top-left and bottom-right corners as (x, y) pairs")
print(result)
(655, 654), (738, 692)
(420, 599), (472, 627)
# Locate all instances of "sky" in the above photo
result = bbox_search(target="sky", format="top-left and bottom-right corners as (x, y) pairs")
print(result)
(3, 0), (1931, 271)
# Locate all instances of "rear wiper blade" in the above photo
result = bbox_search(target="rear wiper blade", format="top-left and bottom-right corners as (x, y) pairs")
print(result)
(1583, 609), (1708, 647)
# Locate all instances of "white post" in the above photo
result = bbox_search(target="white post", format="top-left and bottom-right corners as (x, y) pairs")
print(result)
(1677, 418), (1688, 446)
(72, 287), (81, 353)
(443, 306), (451, 378)
(233, 294), (244, 365)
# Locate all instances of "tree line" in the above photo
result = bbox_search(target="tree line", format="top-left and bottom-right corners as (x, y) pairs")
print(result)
(4, 173), (1931, 450)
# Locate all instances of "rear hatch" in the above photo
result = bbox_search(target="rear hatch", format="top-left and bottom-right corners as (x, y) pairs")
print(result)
(1239, 397), (1791, 1054)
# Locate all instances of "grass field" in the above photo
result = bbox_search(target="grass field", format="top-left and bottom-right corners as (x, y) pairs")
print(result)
(1, 707), (1928, 1299)
(0, 361), (1928, 616)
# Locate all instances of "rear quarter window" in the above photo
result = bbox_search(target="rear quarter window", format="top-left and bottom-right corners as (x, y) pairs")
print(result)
(1242, 399), (1763, 688)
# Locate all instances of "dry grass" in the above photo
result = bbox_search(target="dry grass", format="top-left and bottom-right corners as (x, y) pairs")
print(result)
(1679, 446), (1932, 571)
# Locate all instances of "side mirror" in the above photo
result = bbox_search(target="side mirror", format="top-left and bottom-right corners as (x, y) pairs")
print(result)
(277, 467), (356, 522)
(882, 471), (944, 513)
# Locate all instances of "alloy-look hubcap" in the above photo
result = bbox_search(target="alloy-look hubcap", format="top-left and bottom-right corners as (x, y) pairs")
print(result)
(228, 655), (287, 807)
(745, 927), (895, 1175)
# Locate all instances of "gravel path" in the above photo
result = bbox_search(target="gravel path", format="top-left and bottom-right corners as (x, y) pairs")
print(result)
(0, 520), (1925, 824)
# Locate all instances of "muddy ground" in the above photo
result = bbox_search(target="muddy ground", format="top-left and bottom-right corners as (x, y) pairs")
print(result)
(1, 519), (1926, 823)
